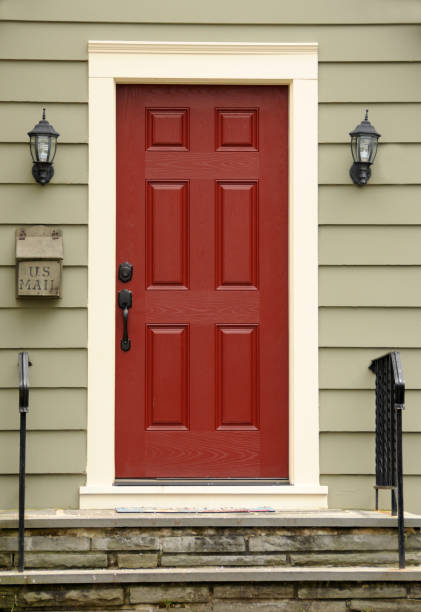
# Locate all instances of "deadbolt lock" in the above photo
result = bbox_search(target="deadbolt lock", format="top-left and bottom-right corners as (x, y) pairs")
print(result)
(118, 261), (133, 283)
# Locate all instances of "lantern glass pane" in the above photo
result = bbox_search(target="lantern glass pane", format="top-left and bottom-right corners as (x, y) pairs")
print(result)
(358, 136), (372, 163)
(49, 137), (57, 162)
(351, 136), (358, 162)
(29, 136), (37, 162)
(369, 137), (378, 163)
(36, 135), (50, 163)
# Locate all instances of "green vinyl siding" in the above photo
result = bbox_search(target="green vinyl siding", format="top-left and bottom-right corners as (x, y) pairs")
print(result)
(320, 390), (421, 432)
(0, 62), (87, 103)
(321, 475), (421, 511)
(2, 0), (420, 24)
(319, 267), (421, 306)
(319, 309), (421, 347)
(0, 431), (86, 474)
(2, 24), (421, 62)
(319, 63), (421, 102)
(319, 104), (421, 143)
(320, 227), (421, 265)
(0, 475), (85, 510)
(319, 144), (421, 184)
(320, 433), (421, 475)
(0, 103), (88, 144)
(0, 389), (86, 430)
(0, 144), (88, 184)
(0, 5), (420, 511)
(319, 186), (421, 225)
(0, 185), (87, 224)
(0, 350), (87, 388)
(0, 310), (86, 349)
(320, 349), (421, 390)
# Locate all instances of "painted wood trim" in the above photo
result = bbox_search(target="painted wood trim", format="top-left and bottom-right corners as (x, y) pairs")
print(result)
(88, 41), (319, 55)
(80, 484), (328, 510)
(86, 40), (322, 509)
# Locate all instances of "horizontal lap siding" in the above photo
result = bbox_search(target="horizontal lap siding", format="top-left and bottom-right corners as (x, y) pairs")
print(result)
(321, 475), (421, 511)
(0, 389), (86, 430)
(319, 390), (421, 432)
(0, 144), (88, 183)
(0, 431), (86, 474)
(2, 0), (420, 24)
(320, 349), (421, 390)
(0, 14), (91, 511)
(0, 350), (87, 388)
(2, 24), (421, 61)
(0, 475), (85, 509)
(0, 16), (419, 510)
(319, 186), (421, 225)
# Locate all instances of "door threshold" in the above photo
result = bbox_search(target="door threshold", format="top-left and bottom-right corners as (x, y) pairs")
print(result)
(80, 483), (329, 510)
(114, 479), (289, 486)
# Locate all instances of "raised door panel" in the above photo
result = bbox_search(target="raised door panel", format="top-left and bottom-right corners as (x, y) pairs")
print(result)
(146, 181), (189, 289)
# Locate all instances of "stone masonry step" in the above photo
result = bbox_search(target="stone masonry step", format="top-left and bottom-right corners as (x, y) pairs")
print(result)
(1, 567), (421, 585)
(0, 509), (420, 528)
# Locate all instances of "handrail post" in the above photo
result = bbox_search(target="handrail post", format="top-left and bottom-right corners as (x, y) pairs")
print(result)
(18, 352), (31, 573)
(369, 351), (405, 569)
(396, 403), (405, 568)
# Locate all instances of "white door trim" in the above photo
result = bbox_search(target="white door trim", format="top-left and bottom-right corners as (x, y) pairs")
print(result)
(82, 41), (326, 509)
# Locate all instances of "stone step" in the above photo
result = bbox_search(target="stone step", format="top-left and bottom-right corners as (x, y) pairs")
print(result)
(1, 566), (421, 585)
(1, 509), (420, 528)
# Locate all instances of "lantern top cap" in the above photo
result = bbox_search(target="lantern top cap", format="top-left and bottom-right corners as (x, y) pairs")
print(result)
(349, 109), (381, 139)
(27, 108), (59, 138)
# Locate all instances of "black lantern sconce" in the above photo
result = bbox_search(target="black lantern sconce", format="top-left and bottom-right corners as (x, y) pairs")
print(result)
(28, 108), (59, 185)
(349, 110), (380, 186)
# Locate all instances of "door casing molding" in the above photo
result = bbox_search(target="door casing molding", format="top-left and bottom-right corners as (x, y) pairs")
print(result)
(82, 41), (327, 509)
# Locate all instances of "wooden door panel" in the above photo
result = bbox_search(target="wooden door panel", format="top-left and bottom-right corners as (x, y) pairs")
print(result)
(146, 324), (189, 431)
(146, 108), (189, 151)
(216, 109), (258, 150)
(216, 181), (258, 289)
(116, 85), (288, 479)
(216, 325), (259, 430)
(146, 181), (189, 289)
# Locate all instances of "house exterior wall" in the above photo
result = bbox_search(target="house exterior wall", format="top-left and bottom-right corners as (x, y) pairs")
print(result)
(1, 0), (421, 511)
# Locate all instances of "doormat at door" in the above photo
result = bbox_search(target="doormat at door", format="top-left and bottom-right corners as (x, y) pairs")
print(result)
(116, 507), (275, 513)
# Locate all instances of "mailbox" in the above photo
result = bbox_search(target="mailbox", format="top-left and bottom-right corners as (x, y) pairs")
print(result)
(16, 226), (63, 298)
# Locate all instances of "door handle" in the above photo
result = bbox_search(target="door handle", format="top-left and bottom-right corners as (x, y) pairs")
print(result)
(118, 289), (132, 351)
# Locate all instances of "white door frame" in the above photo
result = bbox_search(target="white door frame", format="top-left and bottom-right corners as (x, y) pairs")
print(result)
(81, 41), (327, 509)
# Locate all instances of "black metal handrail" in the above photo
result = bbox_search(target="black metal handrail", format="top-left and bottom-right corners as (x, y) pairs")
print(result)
(369, 351), (405, 568)
(18, 351), (31, 572)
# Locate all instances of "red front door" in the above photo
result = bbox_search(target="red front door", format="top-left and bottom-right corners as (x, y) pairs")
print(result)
(115, 85), (288, 479)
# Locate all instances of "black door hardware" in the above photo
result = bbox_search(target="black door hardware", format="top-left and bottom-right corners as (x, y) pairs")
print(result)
(118, 261), (133, 283)
(118, 289), (132, 351)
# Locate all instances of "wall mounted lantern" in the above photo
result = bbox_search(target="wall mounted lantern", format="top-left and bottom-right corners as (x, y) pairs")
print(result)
(28, 108), (59, 185)
(349, 110), (380, 186)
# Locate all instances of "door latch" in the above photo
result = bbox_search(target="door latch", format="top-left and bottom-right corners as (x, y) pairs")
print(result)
(118, 289), (132, 351)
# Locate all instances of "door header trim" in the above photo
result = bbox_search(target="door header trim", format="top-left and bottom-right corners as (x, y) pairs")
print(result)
(88, 41), (318, 56)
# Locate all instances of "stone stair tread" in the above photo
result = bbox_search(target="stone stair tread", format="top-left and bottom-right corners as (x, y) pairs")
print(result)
(0, 509), (420, 528)
(1, 566), (421, 585)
